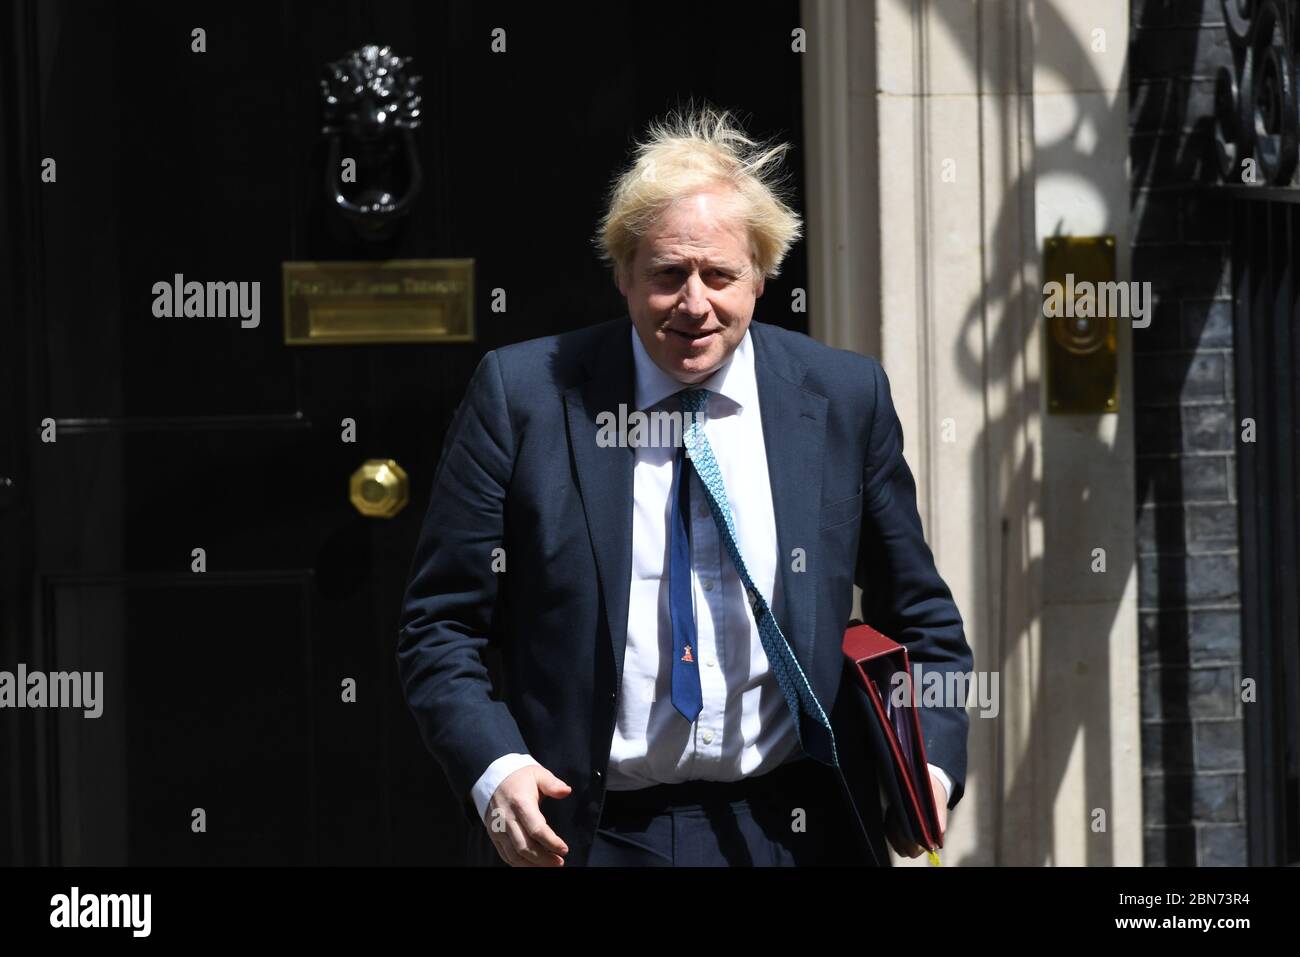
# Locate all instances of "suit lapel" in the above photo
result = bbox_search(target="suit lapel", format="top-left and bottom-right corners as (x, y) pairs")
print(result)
(750, 322), (828, 674)
(565, 321), (637, 685)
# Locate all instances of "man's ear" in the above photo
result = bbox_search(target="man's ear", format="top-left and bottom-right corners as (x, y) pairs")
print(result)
(754, 273), (766, 299)
(615, 261), (629, 297)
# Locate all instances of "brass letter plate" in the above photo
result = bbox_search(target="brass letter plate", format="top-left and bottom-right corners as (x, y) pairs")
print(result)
(282, 259), (474, 345)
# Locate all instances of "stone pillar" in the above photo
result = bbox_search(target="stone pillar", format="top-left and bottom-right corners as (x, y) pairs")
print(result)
(801, 0), (1141, 865)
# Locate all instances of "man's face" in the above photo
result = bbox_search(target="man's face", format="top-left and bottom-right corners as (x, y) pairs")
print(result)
(618, 189), (765, 384)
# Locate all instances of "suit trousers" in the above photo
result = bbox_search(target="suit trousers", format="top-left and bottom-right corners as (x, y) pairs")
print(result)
(587, 755), (872, 866)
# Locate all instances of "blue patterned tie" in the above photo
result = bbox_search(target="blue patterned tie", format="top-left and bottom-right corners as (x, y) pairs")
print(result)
(675, 387), (839, 768)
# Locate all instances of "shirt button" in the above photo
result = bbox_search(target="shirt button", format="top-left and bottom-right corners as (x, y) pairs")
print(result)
(702, 729), (715, 744)
(702, 579), (715, 592)
(706, 657), (717, 668)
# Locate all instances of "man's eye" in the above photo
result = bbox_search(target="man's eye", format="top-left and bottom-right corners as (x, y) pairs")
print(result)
(653, 267), (731, 280)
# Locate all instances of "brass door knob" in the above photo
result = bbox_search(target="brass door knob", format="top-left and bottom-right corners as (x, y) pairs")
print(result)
(349, 458), (409, 518)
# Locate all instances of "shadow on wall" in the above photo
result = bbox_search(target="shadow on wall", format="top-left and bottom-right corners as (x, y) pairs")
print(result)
(915, 0), (1219, 865)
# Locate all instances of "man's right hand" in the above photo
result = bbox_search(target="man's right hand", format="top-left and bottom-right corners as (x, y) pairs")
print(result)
(483, 765), (572, 867)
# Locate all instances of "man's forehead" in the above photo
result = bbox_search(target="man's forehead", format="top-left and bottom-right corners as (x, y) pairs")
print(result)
(644, 246), (748, 267)
(641, 225), (751, 263)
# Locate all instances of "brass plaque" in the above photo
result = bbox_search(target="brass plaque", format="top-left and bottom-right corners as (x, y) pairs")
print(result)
(1043, 236), (1118, 414)
(283, 259), (474, 345)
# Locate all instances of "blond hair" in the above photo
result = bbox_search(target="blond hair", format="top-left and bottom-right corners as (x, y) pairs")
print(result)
(594, 104), (803, 284)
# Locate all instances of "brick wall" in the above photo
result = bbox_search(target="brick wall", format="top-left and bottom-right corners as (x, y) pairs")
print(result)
(1130, 0), (1245, 866)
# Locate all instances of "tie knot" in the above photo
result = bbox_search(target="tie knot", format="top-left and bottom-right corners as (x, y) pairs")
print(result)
(677, 388), (709, 415)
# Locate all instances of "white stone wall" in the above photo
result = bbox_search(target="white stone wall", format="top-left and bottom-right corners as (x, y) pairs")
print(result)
(802, 0), (1141, 866)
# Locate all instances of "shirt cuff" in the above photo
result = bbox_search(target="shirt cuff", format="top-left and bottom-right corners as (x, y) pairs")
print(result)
(471, 753), (541, 825)
(927, 763), (953, 806)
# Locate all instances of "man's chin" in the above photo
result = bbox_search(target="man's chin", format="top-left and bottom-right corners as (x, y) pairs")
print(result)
(667, 358), (721, 384)
(650, 334), (731, 382)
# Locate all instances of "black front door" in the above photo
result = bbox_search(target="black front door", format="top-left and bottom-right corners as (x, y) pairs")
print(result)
(0, 0), (806, 865)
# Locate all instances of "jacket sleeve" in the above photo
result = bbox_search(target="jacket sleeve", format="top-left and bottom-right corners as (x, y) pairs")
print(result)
(396, 349), (530, 826)
(855, 357), (974, 809)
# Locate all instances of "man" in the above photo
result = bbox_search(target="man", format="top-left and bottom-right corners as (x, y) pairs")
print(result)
(396, 107), (973, 867)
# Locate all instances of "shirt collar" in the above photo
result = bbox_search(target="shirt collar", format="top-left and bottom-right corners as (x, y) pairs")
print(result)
(630, 322), (757, 414)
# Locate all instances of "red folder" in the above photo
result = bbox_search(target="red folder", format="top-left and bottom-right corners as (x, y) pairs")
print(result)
(842, 620), (943, 852)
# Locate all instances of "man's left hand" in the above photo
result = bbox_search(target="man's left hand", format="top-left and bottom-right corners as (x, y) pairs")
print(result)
(884, 772), (948, 859)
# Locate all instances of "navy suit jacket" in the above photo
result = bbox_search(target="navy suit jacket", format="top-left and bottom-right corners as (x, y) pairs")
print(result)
(396, 316), (973, 866)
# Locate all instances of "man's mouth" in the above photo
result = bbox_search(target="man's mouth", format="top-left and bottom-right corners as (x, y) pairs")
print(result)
(666, 327), (717, 343)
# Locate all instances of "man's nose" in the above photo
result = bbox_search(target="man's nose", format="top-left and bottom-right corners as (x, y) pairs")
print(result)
(679, 273), (710, 317)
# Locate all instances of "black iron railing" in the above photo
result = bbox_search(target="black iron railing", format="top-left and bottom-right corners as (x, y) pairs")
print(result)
(1213, 0), (1300, 866)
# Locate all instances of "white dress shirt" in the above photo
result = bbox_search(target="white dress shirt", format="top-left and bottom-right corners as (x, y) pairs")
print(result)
(470, 325), (953, 822)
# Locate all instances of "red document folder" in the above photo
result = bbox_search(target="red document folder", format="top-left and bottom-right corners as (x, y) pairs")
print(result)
(842, 620), (944, 852)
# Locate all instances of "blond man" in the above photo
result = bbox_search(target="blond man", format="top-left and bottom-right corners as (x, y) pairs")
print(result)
(397, 107), (971, 867)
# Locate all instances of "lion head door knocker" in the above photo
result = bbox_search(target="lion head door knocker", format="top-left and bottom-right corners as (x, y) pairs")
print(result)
(321, 44), (424, 241)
